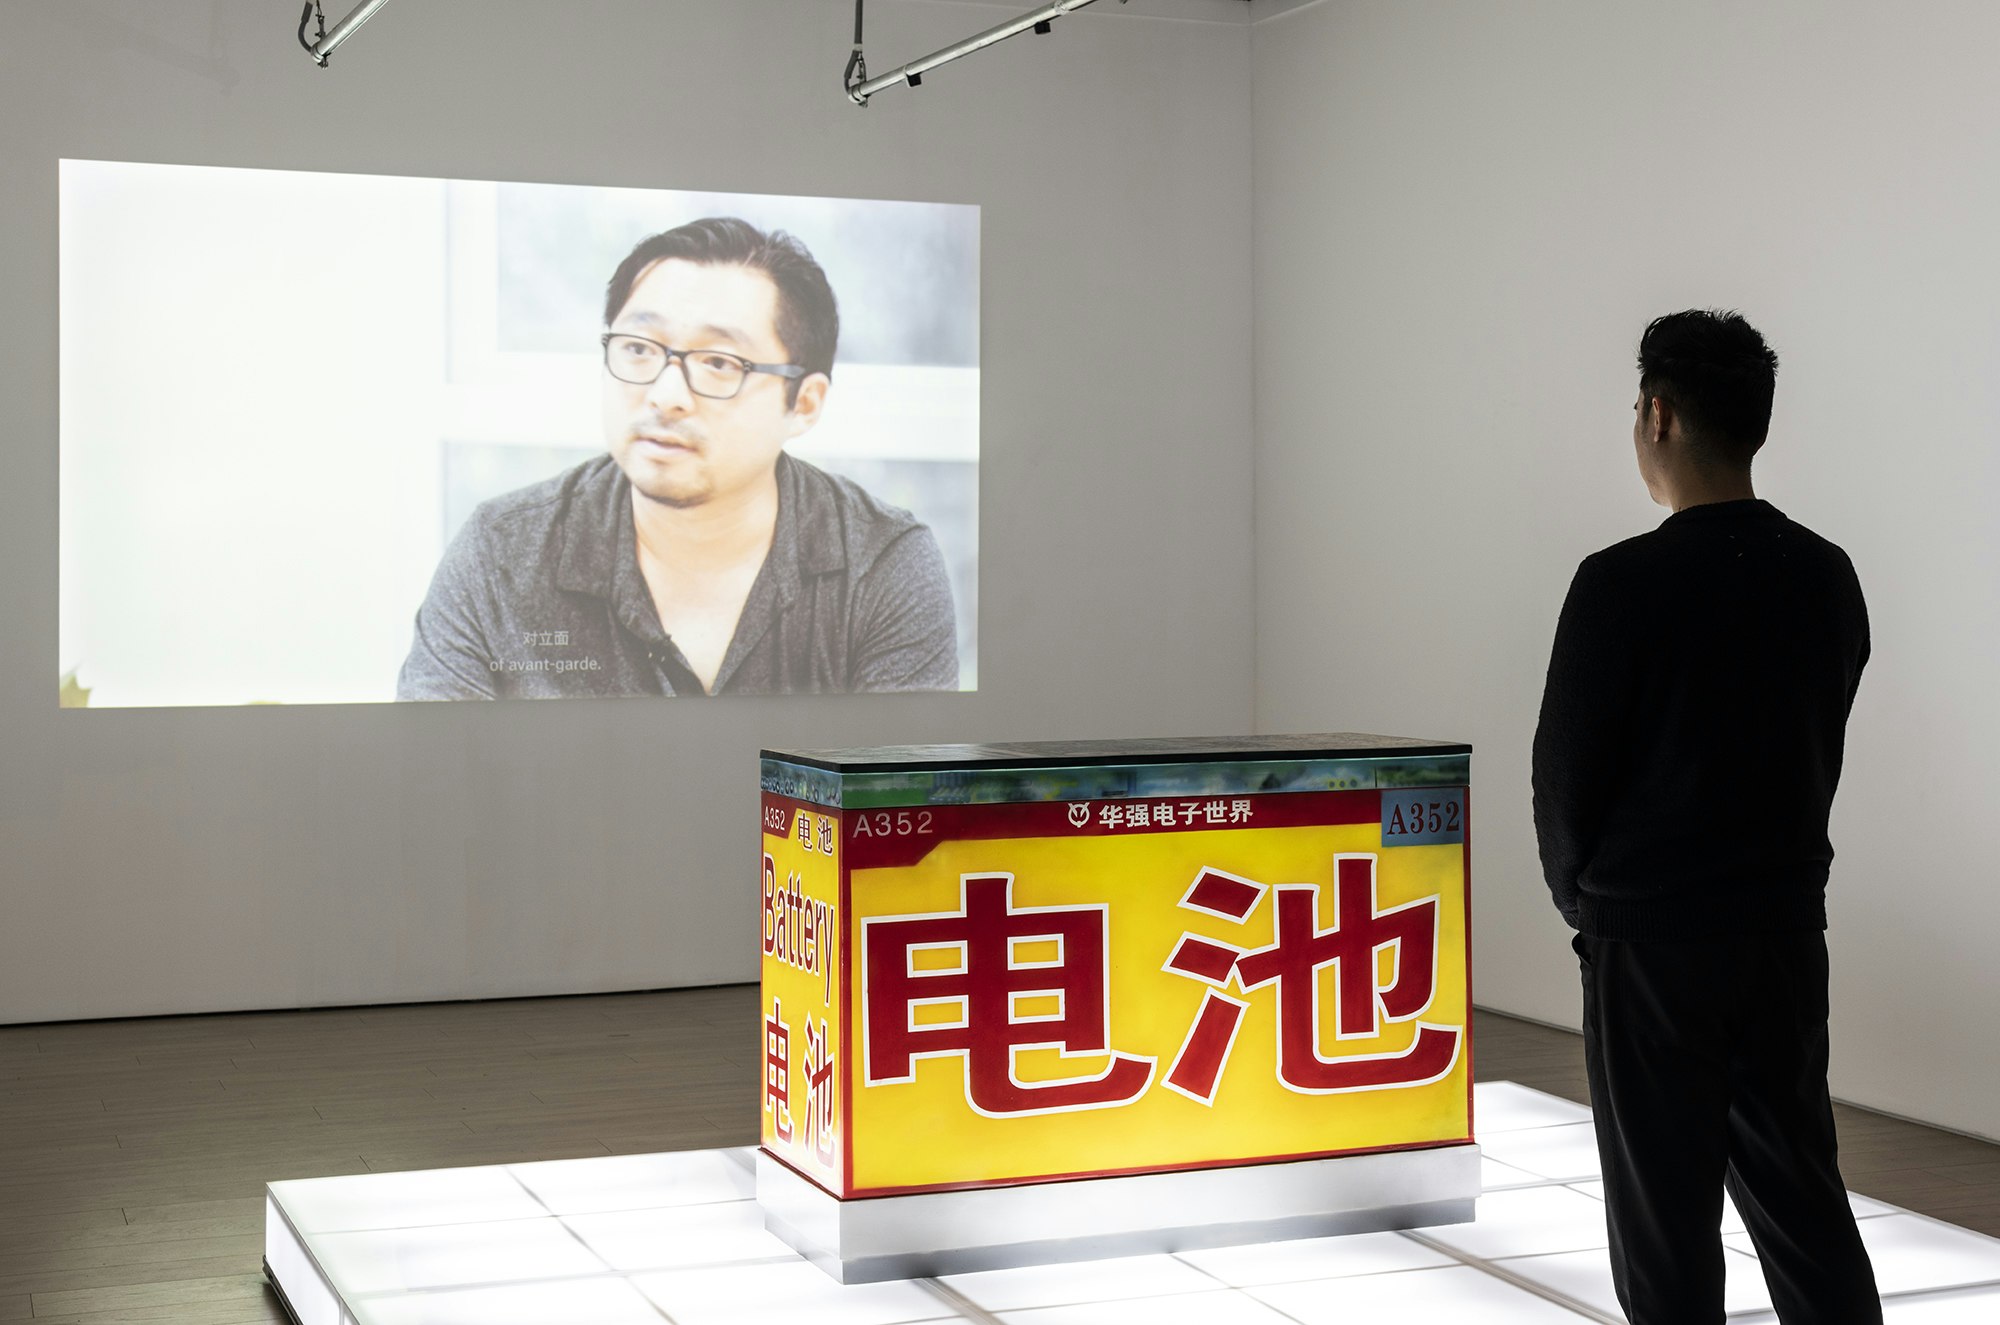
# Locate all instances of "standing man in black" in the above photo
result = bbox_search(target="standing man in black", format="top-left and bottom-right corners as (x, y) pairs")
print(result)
(1533, 310), (1881, 1324)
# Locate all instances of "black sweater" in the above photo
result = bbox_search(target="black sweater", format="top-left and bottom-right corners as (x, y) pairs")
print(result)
(1532, 499), (1869, 942)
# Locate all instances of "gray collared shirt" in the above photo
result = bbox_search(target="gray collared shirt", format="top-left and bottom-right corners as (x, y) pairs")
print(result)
(397, 453), (957, 698)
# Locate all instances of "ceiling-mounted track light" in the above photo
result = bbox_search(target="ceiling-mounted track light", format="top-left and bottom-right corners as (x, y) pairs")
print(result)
(297, 0), (394, 67)
(844, 0), (1121, 106)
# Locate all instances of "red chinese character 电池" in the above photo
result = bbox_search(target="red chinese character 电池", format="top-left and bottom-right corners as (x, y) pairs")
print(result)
(1164, 855), (1460, 1103)
(862, 875), (1155, 1117)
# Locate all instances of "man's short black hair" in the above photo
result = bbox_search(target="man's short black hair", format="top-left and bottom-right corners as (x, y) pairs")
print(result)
(1637, 309), (1779, 470)
(604, 217), (839, 406)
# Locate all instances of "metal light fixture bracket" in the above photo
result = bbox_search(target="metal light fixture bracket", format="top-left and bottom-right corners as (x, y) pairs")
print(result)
(297, 0), (395, 67)
(844, 0), (1124, 106)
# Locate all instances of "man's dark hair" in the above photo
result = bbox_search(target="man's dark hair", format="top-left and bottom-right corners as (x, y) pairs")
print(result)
(1636, 309), (1779, 470)
(603, 217), (839, 406)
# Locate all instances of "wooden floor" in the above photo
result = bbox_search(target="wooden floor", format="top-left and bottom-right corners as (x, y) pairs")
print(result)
(1, 990), (1994, 1323)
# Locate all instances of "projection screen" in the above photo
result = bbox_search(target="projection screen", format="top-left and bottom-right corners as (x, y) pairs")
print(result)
(58, 160), (979, 706)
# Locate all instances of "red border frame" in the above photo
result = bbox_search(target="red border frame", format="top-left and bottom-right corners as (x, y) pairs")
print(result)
(1462, 783), (1476, 1140)
(839, 821), (854, 1197)
(784, 782), (1476, 1203)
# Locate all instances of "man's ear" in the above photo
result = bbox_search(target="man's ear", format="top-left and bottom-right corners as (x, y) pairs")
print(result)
(1644, 395), (1674, 447)
(785, 373), (830, 439)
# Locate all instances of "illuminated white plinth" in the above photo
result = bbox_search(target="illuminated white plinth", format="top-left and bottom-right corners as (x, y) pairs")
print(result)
(261, 1082), (2000, 1325)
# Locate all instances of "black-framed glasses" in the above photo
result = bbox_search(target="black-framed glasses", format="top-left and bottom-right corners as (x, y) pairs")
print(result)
(600, 333), (806, 399)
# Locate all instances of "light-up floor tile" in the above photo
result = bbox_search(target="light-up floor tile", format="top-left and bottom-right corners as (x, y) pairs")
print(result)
(310, 1216), (607, 1295)
(260, 1084), (2000, 1325)
(265, 1196), (340, 1325)
(1412, 1184), (1610, 1260)
(563, 1200), (793, 1271)
(1726, 1214), (2000, 1297)
(351, 1275), (670, 1325)
(1174, 1230), (1454, 1286)
(1477, 1121), (1603, 1183)
(1495, 1244), (1771, 1318)
(1727, 1284), (2000, 1325)
(998, 1287), (1299, 1324)
(1881, 1286), (2000, 1322)
(1484, 1157), (1548, 1189)
(273, 1166), (548, 1234)
(633, 1260), (956, 1325)
(1249, 1263), (1595, 1322)
(941, 1253), (1219, 1311)
(1474, 1081), (1595, 1135)
(508, 1147), (753, 1214)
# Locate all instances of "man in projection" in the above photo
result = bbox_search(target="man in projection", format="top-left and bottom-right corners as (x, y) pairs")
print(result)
(396, 217), (957, 698)
(1532, 311), (1879, 1323)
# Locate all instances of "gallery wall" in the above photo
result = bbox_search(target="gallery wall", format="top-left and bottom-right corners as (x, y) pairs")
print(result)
(12, 0), (1991, 1148)
(1251, 0), (2000, 1139)
(0, 0), (1255, 1023)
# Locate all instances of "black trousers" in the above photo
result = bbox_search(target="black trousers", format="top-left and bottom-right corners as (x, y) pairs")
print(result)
(1575, 929), (1881, 1325)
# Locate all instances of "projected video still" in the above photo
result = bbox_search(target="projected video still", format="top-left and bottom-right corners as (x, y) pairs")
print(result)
(58, 160), (979, 706)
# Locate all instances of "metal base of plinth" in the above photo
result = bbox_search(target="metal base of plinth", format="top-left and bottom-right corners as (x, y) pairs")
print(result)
(757, 1144), (1482, 1284)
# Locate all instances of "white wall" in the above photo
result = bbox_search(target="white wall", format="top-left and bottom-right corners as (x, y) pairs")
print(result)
(14, 0), (1994, 1147)
(1252, 0), (2000, 1139)
(0, 0), (1254, 1023)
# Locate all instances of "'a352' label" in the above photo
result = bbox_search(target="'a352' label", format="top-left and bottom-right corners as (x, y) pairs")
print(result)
(1380, 788), (1466, 845)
